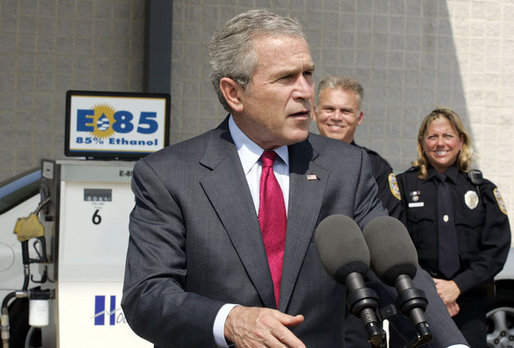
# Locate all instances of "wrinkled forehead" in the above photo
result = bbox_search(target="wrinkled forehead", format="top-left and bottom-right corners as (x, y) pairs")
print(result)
(251, 35), (314, 73)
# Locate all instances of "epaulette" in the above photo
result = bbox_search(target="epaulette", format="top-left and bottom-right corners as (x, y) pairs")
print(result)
(405, 166), (418, 173)
(467, 169), (483, 185)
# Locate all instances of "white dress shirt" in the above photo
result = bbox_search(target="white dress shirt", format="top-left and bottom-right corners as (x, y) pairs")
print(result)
(213, 116), (289, 347)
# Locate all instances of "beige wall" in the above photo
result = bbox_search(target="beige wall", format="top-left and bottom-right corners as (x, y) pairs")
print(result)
(447, 0), (514, 219)
(170, 0), (514, 217)
(0, 0), (144, 180)
(1, 0), (513, 221)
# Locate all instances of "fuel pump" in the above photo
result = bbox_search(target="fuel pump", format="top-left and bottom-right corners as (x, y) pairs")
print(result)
(38, 160), (151, 348)
(3, 90), (168, 347)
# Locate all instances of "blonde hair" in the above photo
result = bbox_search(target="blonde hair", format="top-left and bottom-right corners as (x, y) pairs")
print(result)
(413, 107), (473, 179)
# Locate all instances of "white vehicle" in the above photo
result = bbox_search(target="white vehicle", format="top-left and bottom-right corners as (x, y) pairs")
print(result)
(487, 247), (514, 348)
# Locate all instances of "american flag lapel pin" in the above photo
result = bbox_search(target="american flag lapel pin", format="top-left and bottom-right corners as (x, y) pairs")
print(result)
(307, 174), (318, 180)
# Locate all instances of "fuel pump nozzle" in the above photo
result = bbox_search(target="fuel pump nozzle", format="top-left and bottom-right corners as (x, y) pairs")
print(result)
(13, 198), (50, 263)
(13, 198), (50, 289)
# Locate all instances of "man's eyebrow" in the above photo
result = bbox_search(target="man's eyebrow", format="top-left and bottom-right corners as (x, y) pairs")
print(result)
(272, 62), (315, 78)
(301, 63), (315, 74)
(272, 67), (301, 78)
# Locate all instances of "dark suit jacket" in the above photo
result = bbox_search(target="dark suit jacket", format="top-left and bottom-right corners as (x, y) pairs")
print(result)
(122, 118), (467, 347)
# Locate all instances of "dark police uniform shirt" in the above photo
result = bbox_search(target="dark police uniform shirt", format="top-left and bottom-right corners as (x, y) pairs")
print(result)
(354, 143), (402, 219)
(396, 164), (511, 294)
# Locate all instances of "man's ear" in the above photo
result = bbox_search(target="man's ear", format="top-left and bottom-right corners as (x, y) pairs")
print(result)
(220, 77), (244, 112)
(357, 110), (364, 126)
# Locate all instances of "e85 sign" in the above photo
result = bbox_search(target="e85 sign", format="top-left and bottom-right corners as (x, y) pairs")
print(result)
(66, 92), (169, 157)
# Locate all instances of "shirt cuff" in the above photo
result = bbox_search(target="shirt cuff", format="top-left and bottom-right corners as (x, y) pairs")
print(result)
(213, 303), (238, 347)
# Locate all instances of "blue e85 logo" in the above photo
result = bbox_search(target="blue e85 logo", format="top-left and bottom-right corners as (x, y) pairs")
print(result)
(76, 109), (158, 134)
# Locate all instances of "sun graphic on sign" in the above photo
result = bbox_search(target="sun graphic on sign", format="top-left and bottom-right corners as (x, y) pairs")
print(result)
(90, 104), (116, 139)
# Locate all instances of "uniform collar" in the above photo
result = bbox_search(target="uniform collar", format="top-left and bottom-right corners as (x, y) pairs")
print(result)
(425, 163), (459, 184)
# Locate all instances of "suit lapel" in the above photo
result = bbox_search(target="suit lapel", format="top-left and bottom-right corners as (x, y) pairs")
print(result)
(279, 140), (328, 310)
(199, 120), (276, 308)
(199, 123), (328, 310)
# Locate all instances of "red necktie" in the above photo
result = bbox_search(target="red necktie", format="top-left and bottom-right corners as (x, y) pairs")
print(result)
(258, 150), (287, 308)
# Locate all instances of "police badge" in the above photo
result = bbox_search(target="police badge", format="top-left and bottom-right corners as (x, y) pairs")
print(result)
(464, 190), (479, 209)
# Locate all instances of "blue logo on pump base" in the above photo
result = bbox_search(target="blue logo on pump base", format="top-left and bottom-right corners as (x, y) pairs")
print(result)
(94, 295), (116, 326)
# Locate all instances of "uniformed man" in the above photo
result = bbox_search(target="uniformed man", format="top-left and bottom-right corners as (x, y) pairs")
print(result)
(313, 75), (401, 218)
(396, 107), (511, 347)
(313, 75), (402, 346)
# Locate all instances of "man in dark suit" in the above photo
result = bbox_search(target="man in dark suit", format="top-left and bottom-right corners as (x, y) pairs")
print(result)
(122, 9), (468, 347)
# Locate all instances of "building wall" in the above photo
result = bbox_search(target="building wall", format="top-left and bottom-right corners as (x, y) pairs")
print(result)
(170, 0), (514, 218)
(0, 0), (144, 180)
(1, 0), (513, 219)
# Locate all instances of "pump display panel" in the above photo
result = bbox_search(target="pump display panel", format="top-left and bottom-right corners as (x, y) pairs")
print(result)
(65, 91), (170, 159)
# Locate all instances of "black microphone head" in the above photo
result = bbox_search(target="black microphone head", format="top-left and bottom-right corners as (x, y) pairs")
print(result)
(315, 215), (370, 283)
(362, 216), (418, 286)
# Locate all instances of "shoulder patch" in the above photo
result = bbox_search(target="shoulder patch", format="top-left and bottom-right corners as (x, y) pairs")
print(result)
(388, 173), (401, 201)
(493, 188), (508, 215)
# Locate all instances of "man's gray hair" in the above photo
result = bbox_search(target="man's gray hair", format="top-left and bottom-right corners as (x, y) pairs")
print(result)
(208, 9), (306, 111)
(316, 76), (364, 110)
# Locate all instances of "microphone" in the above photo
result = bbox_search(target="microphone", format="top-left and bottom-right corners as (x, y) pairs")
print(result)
(362, 216), (432, 346)
(315, 215), (385, 347)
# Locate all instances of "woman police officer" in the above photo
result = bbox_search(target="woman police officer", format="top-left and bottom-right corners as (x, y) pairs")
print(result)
(396, 107), (511, 347)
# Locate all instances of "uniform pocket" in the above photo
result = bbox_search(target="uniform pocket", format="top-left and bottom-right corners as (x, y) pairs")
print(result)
(455, 206), (484, 255)
(406, 207), (437, 259)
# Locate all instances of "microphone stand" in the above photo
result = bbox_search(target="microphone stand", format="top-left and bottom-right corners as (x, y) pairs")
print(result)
(394, 275), (432, 348)
(346, 280), (386, 347)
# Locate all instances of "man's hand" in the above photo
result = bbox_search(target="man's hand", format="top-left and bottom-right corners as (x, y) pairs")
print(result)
(445, 301), (460, 317)
(224, 305), (305, 348)
(433, 278), (461, 305)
